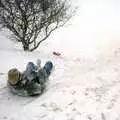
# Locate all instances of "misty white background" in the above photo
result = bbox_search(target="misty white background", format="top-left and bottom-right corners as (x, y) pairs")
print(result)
(1, 0), (120, 58)
(46, 0), (120, 59)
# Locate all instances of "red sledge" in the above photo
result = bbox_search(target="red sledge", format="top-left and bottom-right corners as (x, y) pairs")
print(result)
(53, 52), (61, 56)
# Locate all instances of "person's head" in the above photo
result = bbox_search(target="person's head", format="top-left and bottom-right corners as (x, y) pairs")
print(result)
(8, 68), (21, 85)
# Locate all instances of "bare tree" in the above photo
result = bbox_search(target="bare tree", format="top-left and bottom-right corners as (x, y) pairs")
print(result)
(0, 0), (74, 51)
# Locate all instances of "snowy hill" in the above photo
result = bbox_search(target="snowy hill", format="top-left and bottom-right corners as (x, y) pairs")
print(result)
(1, 0), (120, 120)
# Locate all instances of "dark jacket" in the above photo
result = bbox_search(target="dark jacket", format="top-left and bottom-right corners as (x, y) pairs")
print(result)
(8, 61), (53, 96)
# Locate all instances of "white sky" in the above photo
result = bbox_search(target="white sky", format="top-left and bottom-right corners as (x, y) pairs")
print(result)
(49, 0), (120, 58)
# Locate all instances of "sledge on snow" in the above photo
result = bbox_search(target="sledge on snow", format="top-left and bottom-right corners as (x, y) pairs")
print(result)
(7, 59), (53, 97)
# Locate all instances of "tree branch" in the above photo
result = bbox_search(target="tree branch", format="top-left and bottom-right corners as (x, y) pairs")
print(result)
(30, 25), (58, 51)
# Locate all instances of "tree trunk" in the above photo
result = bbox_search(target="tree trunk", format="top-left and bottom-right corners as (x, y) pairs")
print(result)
(23, 44), (29, 51)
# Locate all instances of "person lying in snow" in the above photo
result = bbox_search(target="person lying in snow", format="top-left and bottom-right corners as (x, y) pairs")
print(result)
(7, 60), (53, 96)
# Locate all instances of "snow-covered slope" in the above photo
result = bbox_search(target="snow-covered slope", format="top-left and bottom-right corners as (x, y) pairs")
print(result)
(1, 38), (120, 120)
(1, 0), (120, 120)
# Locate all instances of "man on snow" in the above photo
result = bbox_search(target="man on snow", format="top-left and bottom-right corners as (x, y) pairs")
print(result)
(7, 60), (53, 96)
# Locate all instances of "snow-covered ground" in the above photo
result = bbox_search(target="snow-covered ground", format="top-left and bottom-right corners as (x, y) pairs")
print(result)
(1, 0), (120, 120)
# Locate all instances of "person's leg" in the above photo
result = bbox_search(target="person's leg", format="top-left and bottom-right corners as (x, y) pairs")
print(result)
(23, 62), (37, 81)
(43, 61), (53, 76)
(26, 62), (37, 73)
